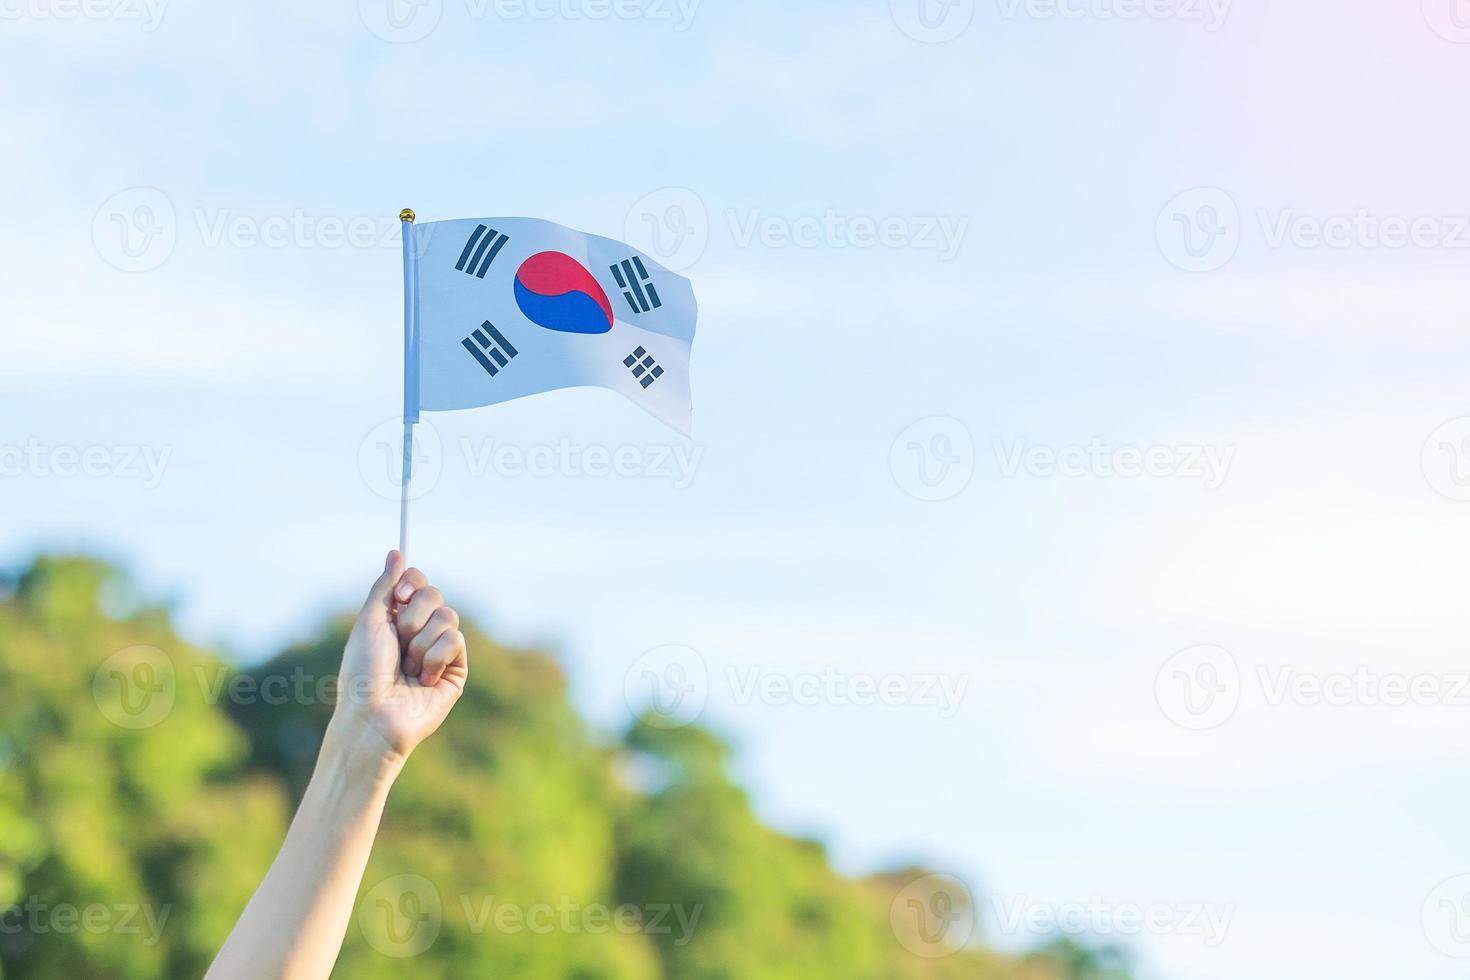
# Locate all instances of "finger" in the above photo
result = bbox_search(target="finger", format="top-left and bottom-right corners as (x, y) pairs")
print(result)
(360, 551), (406, 621)
(392, 567), (429, 606)
(418, 628), (467, 689)
(404, 606), (459, 679)
(396, 585), (444, 649)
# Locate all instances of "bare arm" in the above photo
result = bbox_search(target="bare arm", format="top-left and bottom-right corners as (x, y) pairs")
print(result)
(206, 551), (468, 980)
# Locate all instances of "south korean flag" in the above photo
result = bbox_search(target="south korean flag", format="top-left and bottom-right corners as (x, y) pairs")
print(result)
(407, 216), (698, 436)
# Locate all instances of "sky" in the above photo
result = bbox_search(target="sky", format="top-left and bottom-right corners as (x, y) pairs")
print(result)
(5, 0), (1470, 977)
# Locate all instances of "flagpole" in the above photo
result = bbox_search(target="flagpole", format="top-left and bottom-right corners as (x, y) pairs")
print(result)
(399, 207), (419, 558)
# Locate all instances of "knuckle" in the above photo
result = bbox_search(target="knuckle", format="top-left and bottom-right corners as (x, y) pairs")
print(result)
(406, 590), (441, 619)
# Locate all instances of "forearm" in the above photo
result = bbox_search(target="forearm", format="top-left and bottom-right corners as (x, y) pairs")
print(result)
(206, 719), (403, 980)
(207, 553), (467, 979)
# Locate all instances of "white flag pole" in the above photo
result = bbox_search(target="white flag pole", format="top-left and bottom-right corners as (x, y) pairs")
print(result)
(399, 419), (413, 556)
(398, 207), (419, 558)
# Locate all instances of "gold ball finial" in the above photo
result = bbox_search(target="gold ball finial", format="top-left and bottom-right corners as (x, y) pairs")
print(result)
(399, 208), (416, 223)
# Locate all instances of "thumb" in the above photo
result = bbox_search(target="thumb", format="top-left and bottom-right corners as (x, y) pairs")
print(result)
(360, 550), (405, 621)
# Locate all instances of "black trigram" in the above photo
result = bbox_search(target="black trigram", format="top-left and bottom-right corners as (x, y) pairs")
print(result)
(610, 256), (662, 314)
(623, 346), (664, 389)
(462, 321), (518, 377)
(455, 225), (510, 279)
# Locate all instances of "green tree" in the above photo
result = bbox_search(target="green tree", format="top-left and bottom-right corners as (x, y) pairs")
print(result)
(1027, 935), (1135, 980)
(0, 557), (286, 978)
(0, 555), (1118, 980)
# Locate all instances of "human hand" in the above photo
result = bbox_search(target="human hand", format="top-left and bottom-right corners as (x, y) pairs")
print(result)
(331, 551), (468, 766)
(207, 552), (465, 980)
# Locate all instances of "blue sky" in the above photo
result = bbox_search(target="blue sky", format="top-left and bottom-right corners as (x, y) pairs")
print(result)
(5, 1), (1470, 977)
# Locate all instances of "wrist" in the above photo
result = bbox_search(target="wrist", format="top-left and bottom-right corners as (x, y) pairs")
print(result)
(321, 712), (408, 788)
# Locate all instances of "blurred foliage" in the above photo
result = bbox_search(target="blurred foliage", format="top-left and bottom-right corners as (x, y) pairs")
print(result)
(0, 556), (1132, 979)
(1025, 935), (1136, 980)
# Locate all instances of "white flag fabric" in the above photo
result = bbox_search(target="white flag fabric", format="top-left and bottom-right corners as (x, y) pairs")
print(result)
(409, 216), (697, 435)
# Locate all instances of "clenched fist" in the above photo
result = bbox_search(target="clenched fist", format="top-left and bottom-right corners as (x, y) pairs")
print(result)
(333, 550), (469, 762)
